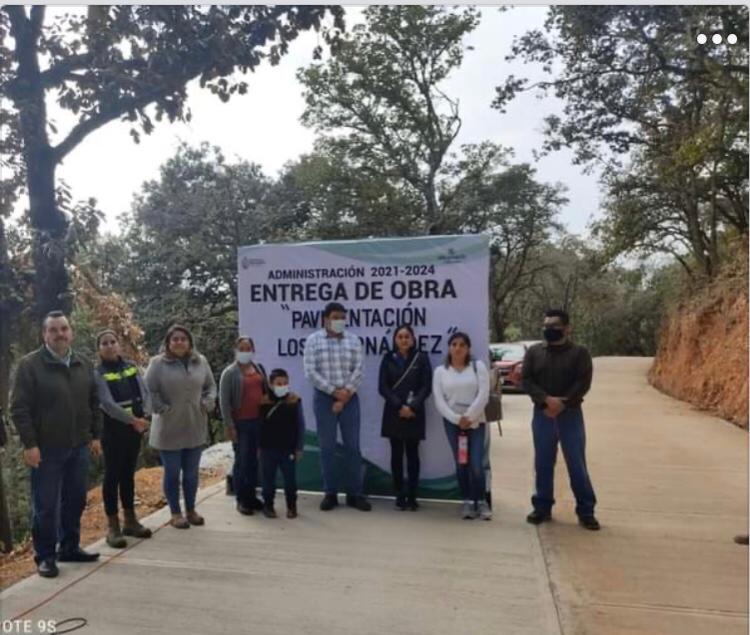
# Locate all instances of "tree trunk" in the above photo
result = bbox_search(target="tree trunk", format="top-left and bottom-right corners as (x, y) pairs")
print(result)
(0, 220), (13, 551)
(7, 6), (71, 321)
(0, 219), (11, 415)
(493, 311), (506, 343)
(424, 173), (441, 235)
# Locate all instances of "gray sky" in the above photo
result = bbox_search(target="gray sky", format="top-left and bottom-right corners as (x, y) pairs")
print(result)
(49, 6), (601, 236)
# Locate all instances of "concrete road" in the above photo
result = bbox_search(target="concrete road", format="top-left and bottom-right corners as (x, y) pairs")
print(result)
(1, 357), (746, 635)
(513, 357), (748, 635)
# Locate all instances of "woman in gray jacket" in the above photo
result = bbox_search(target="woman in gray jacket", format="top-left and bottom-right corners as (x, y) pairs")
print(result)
(219, 336), (268, 516)
(146, 325), (217, 529)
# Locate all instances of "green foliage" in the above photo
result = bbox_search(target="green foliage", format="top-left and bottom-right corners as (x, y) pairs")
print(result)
(502, 325), (522, 343)
(1, 433), (31, 543)
(3, 6), (345, 158)
(497, 6), (749, 277)
(296, 7), (567, 339)
(505, 237), (684, 356)
(273, 142), (424, 240)
(298, 6), (479, 231)
(101, 143), (282, 368)
(1, 5), (346, 322)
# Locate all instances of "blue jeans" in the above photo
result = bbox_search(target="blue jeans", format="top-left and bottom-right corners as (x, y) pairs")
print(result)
(443, 420), (486, 502)
(531, 406), (597, 517)
(261, 448), (297, 507)
(313, 390), (363, 496)
(30, 444), (90, 562)
(159, 447), (203, 514)
(232, 418), (261, 506)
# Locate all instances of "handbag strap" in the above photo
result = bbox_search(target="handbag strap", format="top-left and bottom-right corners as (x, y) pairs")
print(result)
(392, 352), (421, 391)
(265, 400), (285, 420)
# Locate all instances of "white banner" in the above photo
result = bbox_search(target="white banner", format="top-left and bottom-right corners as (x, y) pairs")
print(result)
(237, 234), (489, 498)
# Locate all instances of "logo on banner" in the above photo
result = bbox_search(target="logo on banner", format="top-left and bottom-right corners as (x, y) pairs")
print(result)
(241, 256), (266, 269)
(437, 248), (466, 264)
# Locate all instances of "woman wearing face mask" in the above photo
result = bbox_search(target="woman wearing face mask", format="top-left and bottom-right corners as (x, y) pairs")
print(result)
(94, 330), (153, 548)
(432, 332), (491, 520)
(219, 336), (269, 516)
(378, 324), (432, 511)
(146, 325), (217, 529)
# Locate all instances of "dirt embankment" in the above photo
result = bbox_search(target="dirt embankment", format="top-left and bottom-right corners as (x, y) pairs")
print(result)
(649, 255), (748, 428)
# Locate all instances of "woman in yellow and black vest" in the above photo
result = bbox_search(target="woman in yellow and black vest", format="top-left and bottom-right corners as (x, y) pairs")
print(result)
(94, 330), (153, 547)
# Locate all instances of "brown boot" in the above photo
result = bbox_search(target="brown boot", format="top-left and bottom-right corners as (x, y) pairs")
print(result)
(122, 509), (152, 538)
(106, 515), (127, 549)
(170, 513), (190, 529)
(186, 510), (205, 526)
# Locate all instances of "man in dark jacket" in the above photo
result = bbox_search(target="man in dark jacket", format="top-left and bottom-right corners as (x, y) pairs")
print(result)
(10, 311), (103, 578)
(522, 309), (599, 531)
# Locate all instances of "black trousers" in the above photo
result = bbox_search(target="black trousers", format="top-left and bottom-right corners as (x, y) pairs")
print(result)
(389, 438), (420, 496)
(102, 424), (143, 516)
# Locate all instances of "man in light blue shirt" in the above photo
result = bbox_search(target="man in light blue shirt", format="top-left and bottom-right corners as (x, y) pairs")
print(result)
(303, 302), (371, 511)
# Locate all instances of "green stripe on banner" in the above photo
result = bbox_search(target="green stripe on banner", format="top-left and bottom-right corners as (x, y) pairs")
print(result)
(283, 432), (461, 500)
(293, 234), (489, 266)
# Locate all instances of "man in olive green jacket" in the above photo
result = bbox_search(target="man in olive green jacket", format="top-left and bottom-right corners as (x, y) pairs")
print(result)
(10, 311), (103, 578)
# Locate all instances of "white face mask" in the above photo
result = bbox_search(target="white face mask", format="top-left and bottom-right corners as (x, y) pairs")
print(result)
(329, 319), (346, 334)
(273, 385), (290, 398)
(236, 351), (254, 365)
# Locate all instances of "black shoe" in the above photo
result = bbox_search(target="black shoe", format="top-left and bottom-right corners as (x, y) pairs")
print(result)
(57, 547), (100, 563)
(320, 494), (338, 511)
(734, 535), (749, 545)
(37, 559), (59, 578)
(346, 495), (372, 512)
(236, 502), (254, 516)
(225, 475), (234, 496)
(262, 505), (277, 519)
(251, 497), (265, 511)
(578, 515), (601, 531)
(526, 510), (552, 525)
(407, 497), (419, 512)
(395, 494), (407, 510)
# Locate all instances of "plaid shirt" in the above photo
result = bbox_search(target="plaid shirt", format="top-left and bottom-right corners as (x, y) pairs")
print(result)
(303, 329), (363, 395)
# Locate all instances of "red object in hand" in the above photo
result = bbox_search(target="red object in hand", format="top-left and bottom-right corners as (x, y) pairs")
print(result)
(458, 431), (468, 465)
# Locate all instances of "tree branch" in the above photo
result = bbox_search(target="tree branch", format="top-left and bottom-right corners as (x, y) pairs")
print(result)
(39, 53), (94, 87)
(52, 85), (171, 162)
(29, 6), (45, 38)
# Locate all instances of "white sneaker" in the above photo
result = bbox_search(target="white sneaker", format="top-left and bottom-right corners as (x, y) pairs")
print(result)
(461, 500), (475, 519)
(478, 501), (493, 521)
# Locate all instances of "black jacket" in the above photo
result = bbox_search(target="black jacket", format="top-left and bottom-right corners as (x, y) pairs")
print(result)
(522, 341), (593, 408)
(378, 350), (432, 440)
(11, 346), (102, 449)
(259, 397), (305, 452)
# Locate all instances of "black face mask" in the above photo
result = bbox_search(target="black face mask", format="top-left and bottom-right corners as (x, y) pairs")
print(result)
(543, 327), (565, 343)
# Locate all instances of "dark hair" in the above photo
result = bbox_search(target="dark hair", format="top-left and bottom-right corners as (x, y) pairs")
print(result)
(235, 335), (255, 349)
(544, 309), (570, 326)
(95, 329), (118, 347)
(163, 324), (194, 353)
(444, 331), (472, 368)
(323, 302), (346, 318)
(42, 310), (68, 331)
(269, 368), (289, 383)
(392, 324), (416, 353)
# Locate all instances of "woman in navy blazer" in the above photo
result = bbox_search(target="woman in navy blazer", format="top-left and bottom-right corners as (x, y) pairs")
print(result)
(378, 324), (432, 511)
